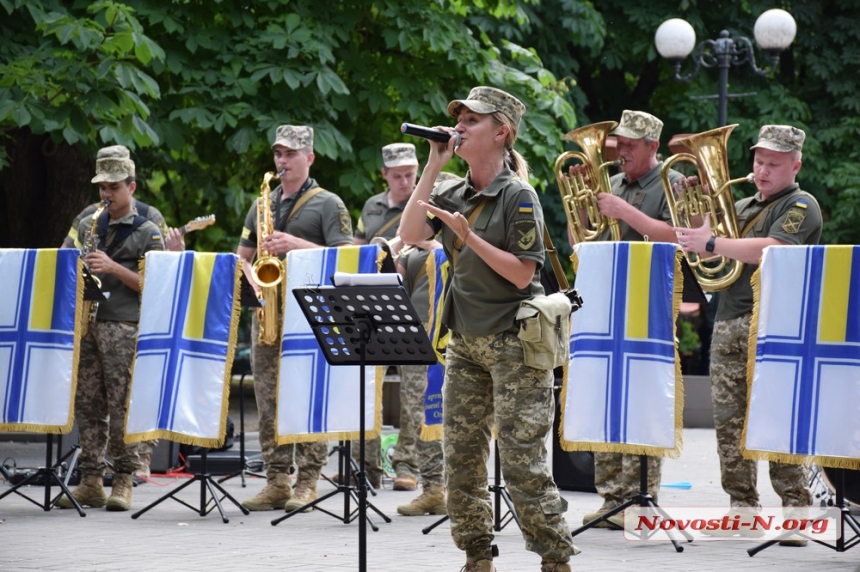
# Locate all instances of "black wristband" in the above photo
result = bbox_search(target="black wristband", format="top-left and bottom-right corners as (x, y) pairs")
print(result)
(705, 236), (716, 253)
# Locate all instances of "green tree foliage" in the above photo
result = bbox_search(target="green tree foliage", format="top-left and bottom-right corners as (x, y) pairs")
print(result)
(0, 0), (575, 251)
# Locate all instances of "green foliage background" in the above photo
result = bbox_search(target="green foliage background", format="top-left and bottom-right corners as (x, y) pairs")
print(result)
(1, 0), (858, 255)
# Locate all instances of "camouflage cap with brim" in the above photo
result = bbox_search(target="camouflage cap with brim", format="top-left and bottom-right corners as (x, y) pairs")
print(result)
(750, 124), (805, 153)
(447, 86), (526, 128)
(382, 143), (419, 168)
(271, 125), (314, 150)
(610, 110), (663, 140)
(91, 145), (135, 183)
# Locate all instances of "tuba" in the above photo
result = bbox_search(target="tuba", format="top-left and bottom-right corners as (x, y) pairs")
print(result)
(80, 200), (110, 338)
(554, 121), (624, 243)
(660, 124), (754, 292)
(253, 171), (285, 345)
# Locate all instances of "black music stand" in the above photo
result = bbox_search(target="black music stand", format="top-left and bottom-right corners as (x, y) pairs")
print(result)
(0, 434), (85, 516)
(748, 468), (860, 556)
(276, 281), (437, 572)
(422, 440), (520, 535)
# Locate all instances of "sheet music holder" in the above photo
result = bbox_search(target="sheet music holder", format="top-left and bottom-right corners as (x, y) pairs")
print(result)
(284, 275), (436, 572)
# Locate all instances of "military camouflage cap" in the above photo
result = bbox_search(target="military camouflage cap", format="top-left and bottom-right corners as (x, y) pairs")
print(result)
(271, 125), (314, 150)
(750, 124), (805, 153)
(382, 143), (418, 168)
(91, 145), (135, 183)
(447, 86), (526, 128)
(610, 110), (663, 140)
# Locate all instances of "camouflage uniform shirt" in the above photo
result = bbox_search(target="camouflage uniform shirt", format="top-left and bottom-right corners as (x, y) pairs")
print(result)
(428, 169), (545, 337)
(355, 190), (405, 241)
(717, 183), (822, 321)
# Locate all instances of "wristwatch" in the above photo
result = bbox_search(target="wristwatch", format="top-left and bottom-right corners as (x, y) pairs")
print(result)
(705, 236), (716, 253)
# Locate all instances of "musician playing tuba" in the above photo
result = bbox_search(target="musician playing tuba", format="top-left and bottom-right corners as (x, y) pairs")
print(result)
(564, 111), (684, 246)
(235, 124), (354, 514)
(674, 126), (821, 542)
(574, 110), (685, 529)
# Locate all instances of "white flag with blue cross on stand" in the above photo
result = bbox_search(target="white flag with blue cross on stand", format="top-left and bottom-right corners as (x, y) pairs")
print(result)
(744, 245), (860, 470)
(560, 242), (683, 457)
(276, 245), (383, 444)
(0, 249), (82, 434)
(125, 251), (241, 448)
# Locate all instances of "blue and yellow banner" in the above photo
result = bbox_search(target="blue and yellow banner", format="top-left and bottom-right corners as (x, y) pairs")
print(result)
(125, 251), (241, 448)
(0, 249), (81, 433)
(421, 247), (448, 441)
(277, 245), (383, 444)
(745, 245), (860, 470)
(561, 242), (683, 457)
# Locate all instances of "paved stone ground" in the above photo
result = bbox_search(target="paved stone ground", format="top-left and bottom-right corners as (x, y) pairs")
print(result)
(1, 428), (858, 571)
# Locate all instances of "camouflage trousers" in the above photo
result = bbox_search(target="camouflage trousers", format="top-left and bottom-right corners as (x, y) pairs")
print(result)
(594, 452), (662, 506)
(444, 330), (576, 563)
(392, 363), (444, 484)
(76, 321), (145, 476)
(251, 319), (329, 476)
(711, 314), (810, 508)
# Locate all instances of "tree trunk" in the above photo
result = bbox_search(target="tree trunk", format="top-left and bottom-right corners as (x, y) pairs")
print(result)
(0, 128), (94, 248)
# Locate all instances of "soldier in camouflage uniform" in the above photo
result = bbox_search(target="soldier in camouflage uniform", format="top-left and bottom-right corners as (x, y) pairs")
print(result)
(675, 125), (819, 546)
(57, 146), (164, 511)
(352, 142), (421, 490)
(574, 110), (684, 528)
(400, 87), (577, 572)
(237, 125), (354, 513)
(394, 239), (448, 515)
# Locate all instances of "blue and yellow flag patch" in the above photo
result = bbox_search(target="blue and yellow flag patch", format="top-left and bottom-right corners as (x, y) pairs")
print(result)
(518, 202), (534, 214)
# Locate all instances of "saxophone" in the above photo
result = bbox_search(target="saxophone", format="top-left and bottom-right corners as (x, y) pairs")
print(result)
(80, 200), (109, 338)
(252, 171), (285, 345)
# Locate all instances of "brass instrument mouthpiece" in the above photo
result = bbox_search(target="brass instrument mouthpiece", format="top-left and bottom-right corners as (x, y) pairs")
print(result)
(277, 168), (286, 176)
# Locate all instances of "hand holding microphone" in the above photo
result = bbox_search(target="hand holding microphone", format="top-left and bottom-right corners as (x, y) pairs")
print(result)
(401, 123), (460, 147)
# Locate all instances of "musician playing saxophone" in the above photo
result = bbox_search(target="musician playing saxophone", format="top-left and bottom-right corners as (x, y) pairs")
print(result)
(568, 110), (682, 245)
(57, 146), (164, 512)
(573, 111), (683, 529)
(236, 125), (353, 513)
(674, 126), (820, 545)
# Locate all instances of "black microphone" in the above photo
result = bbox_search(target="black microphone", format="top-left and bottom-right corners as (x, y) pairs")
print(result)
(401, 123), (460, 146)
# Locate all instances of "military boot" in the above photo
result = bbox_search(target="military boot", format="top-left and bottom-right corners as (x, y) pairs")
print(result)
(105, 473), (134, 511)
(396, 483), (447, 516)
(461, 557), (496, 572)
(241, 472), (292, 511)
(284, 469), (318, 513)
(56, 473), (107, 509)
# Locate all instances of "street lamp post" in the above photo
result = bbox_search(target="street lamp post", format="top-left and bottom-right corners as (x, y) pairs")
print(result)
(654, 9), (797, 127)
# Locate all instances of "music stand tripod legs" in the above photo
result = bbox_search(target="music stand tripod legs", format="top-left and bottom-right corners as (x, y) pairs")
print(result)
(571, 455), (692, 552)
(423, 441), (519, 535)
(0, 434), (85, 517)
(272, 440), (391, 529)
(131, 449), (249, 523)
(747, 468), (860, 556)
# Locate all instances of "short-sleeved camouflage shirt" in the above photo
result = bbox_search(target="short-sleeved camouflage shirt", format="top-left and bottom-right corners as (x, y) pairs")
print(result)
(239, 179), (353, 251)
(77, 209), (164, 323)
(428, 169), (545, 337)
(65, 199), (166, 248)
(597, 162), (681, 241)
(717, 183), (822, 320)
(355, 190), (406, 241)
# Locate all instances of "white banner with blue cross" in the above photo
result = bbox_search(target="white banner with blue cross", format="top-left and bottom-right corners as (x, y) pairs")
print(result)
(276, 245), (383, 444)
(125, 251), (241, 448)
(560, 242), (683, 457)
(744, 245), (860, 470)
(0, 249), (82, 434)
(420, 247), (448, 442)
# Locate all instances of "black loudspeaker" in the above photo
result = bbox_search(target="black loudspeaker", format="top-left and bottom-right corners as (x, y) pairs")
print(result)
(150, 440), (181, 474)
(552, 386), (596, 493)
